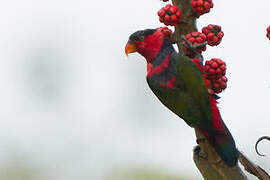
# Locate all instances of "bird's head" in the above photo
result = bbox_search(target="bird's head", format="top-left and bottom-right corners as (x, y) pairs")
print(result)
(125, 27), (171, 62)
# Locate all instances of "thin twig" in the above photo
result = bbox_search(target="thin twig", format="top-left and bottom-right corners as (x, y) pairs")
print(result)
(239, 151), (270, 180)
(255, 136), (270, 157)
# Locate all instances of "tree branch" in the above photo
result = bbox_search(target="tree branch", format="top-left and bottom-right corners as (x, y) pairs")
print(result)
(193, 131), (270, 180)
(169, 0), (270, 179)
(172, 0), (197, 54)
(239, 151), (270, 180)
(194, 129), (247, 180)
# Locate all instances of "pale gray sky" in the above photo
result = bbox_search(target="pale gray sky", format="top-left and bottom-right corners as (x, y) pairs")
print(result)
(0, 0), (269, 179)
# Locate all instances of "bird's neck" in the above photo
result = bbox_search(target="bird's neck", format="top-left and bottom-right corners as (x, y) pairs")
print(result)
(147, 39), (176, 78)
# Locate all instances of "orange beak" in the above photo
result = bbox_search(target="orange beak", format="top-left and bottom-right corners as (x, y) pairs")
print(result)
(125, 43), (137, 56)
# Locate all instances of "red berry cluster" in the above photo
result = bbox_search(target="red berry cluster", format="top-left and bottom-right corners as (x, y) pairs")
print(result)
(267, 25), (270, 40)
(202, 24), (224, 46)
(183, 32), (207, 56)
(158, 4), (182, 26)
(211, 76), (227, 93)
(204, 58), (226, 80)
(191, 0), (213, 17)
(204, 58), (227, 93)
(159, 26), (172, 39)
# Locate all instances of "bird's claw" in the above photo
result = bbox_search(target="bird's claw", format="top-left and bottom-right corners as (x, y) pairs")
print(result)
(193, 145), (207, 158)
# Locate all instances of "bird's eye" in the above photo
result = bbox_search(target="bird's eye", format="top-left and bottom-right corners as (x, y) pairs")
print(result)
(138, 36), (144, 41)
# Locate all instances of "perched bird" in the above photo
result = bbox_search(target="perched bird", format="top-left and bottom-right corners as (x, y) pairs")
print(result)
(125, 27), (239, 167)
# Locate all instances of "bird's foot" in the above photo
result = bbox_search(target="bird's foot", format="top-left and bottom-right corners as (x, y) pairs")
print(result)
(194, 145), (207, 159)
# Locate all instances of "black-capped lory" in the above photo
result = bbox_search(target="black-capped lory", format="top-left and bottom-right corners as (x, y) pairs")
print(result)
(125, 27), (238, 167)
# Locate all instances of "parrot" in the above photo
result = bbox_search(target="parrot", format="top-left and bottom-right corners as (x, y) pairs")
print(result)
(125, 27), (239, 167)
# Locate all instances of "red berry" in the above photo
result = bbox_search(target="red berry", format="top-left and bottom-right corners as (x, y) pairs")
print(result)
(220, 64), (226, 71)
(196, 37), (203, 43)
(197, 0), (204, 6)
(164, 15), (170, 22)
(218, 32), (224, 38)
(197, 7), (203, 12)
(208, 24), (214, 30)
(221, 82), (227, 89)
(202, 27), (209, 34)
(192, 32), (200, 36)
(267, 25), (270, 32)
(204, 58), (226, 80)
(216, 68), (222, 75)
(159, 27), (173, 41)
(183, 31), (207, 57)
(192, 1), (197, 7)
(158, 4), (182, 26)
(186, 33), (192, 39)
(210, 76), (228, 93)
(202, 24), (224, 46)
(213, 83), (219, 89)
(208, 69), (215, 75)
(170, 5), (178, 14)
(207, 33), (214, 39)
(158, 9), (166, 17)
(189, 37), (196, 43)
(213, 36), (219, 43)
(201, 33), (206, 40)
(216, 25), (221, 30)
(222, 76), (227, 82)
(204, 2), (210, 9)
(171, 15), (178, 23)
(211, 62), (218, 68)
(266, 25), (270, 40)
(191, 0), (213, 17)
(164, 4), (171, 11)
(176, 10), (182, 18)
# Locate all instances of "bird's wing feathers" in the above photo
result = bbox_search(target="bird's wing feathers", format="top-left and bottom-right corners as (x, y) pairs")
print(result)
(147, 78), (203, 127)
(146, 53), (214, 129)
(171, 54), (213, 129)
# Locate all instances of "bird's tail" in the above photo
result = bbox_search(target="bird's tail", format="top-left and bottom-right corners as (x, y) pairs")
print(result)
(201, 97), (239, 167)
(212, 124), (239, 167)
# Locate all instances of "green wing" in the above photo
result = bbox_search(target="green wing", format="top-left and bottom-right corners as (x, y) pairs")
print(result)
(146, 80), (204, 127)
(171, 53), (213, 128)
(146, 53), (213, 129)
